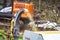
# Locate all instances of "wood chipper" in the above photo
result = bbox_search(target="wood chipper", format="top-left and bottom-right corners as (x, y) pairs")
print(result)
(0, 0), (34, 24)
(0, 0), (35, 40)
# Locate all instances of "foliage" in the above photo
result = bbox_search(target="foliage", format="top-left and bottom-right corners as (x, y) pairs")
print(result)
(18, 36), (22, 40)
(34, 0), (60, 23)
(0, 30), (6, 40)
(0, 30), (22, 40)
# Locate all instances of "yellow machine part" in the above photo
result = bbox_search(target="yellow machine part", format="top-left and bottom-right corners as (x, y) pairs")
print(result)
(10, 19), (14, 34)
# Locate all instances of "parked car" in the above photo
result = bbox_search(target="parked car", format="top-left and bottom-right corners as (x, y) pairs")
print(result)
(29, 20), (57, 28)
